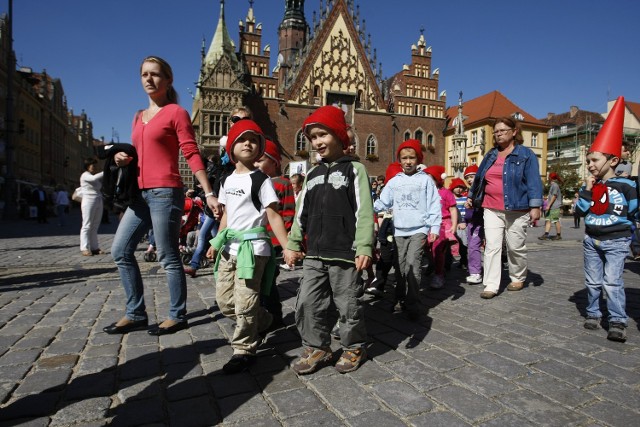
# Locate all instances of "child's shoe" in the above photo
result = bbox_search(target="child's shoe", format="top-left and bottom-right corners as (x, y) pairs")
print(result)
(583, 317), (600, 330)
(292, 347), (333, 374)
(430, 275), (445, 289)
(222, 354), (256, 374)
(607, 322), (627, 342)
(466, 273), (482, 284)
(335, 348), (366, 373)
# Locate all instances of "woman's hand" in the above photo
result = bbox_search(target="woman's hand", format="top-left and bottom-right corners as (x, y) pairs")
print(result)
(114, 152), (132, 168)
(529, 207), (541, 222)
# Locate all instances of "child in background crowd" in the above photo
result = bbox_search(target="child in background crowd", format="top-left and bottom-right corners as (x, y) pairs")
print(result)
(449, 177), (468, 269)
(462, 164), (484, 284)
(374, 141), (440, 319)
(424, 165), (457, 289)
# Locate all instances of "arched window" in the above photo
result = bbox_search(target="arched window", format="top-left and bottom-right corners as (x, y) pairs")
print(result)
(295, 130), (307, 152)
(404, 131), (411, 141)
(366, 135), (377, 155)
(427, 134), (434, 146)
(415, 130), (424, 145)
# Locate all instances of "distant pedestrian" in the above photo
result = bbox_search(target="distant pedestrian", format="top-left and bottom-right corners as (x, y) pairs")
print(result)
(79, 158), (104, 256)
(31, 185), (48, 224)
(54, 185), (70, 227)
(575, 96), (637, 342)
(465, 117), (543, 299)
(539, 172), (563, 240)
(571, 192), (581, 228)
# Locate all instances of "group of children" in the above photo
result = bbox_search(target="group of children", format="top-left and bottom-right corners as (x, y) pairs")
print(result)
(209, 97), (637, 376)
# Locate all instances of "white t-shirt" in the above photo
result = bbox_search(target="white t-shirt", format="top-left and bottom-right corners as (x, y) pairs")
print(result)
(219, 170), (278, 256)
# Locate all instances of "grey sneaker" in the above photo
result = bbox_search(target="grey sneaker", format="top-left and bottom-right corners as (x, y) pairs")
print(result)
(607, 322), (627, 342)
(583, 317), (601, 330)
(292, 347), (333, 374)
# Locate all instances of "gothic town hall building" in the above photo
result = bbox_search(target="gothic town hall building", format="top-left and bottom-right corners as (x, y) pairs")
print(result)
(186, 0), (447, 182)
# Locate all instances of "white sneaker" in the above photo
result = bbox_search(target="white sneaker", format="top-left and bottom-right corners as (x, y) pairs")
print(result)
(279, 263), (293, 271)
(466, 273), (482, 284)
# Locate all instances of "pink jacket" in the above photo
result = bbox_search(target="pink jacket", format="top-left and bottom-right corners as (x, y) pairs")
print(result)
(132, 104), (204, 189)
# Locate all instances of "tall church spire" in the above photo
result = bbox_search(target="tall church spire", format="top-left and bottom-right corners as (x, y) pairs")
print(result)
(205, 0), (237, 68)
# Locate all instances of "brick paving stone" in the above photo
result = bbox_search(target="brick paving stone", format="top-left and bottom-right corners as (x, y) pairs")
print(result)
(36, 354), (79, 370)
(111, 397), (164, 425)
(82, 343), (120, 359)
(593, 349), (640, 370)
(284, 408), (343, 426)
(580, 400), (640, 427)
(49, 396), (112, 427)
(499, 389), (589, 426)
(218, 392), (272, 424)
(427, 384), (503, 423)
(531, 359), (602, 388)
(44, 338), (87, 356)
(209, 372), (260, 398)
(0, 335), (22, 354)
(267, 387), (326, 419)
(589, 361), (640, 386)
(0, 349), (42, 366)
(65, 371), (116, 400)
(408, 410), (471, 427)
(164, 361), (203, 381)
(369, 380), (434, 417)
(75, 356), (118, 374)
(385, 359), (450, 392)
(13, 368), (71, 397)
(346, 410), (407, 427)
(0, 391), (62, 421)
(166, 376), (209, 401)
(411, 348), (466, 372)
(477, 412), (537, 427)
(257, 369), (305, 395)
(465, 351), (530, 379)
(446, 365), (518, 397)
(588, 380), (640, 410)
(514, 372), (596, 408)
(537, 345), (603, 369)
(308, 374), (379, 418)
(116, 376), (163, 403)
(167, 395), (220, 426)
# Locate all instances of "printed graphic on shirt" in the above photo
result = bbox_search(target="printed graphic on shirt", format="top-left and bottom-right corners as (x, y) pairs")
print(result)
(306, 171), (349, 191)
(589, 183), (609, 215)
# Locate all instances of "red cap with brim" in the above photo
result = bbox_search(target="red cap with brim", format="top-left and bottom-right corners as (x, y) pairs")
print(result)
(396, 139), (424, 164)
(302, 105), (350, 149)
(263, 139), (281, 167)
(384, 162), (404, 184)
(589, 96), (625, 158)
(448, 177), (467, 191)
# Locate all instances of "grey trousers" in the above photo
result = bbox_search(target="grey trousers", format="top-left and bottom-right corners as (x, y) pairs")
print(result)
(295, 258), (367, 350)
(394, 233), (426, 313)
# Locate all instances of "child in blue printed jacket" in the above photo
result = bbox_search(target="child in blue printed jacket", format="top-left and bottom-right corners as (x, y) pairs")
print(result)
(576, 97), (638, 342)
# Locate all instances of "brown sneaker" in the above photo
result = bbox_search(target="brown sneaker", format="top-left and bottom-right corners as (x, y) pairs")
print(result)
(335, 348), (366, 374)
(507, 281), (524, 291)
(292, 347), (333, 375)
(480, 290), (497, 299)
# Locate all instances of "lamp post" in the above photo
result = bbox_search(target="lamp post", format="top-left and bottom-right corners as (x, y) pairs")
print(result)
(2, 0), (17, 219)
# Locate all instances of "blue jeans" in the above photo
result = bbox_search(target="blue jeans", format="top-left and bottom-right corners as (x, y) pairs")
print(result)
(111, 187), (186, 322)
(583, 235), (630, 324)
(189, 215), (219, 269)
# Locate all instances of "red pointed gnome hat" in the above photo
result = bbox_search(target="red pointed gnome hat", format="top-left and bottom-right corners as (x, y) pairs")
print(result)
(589, 96), (625, 157)
(264, 139), (282, 167)
(396, 139), (424, 164)
(384, 162), (403, 184)
(302, 105), (350, 149)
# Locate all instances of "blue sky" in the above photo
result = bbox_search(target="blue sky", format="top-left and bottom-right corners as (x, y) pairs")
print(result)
(4, 0), (639, 142)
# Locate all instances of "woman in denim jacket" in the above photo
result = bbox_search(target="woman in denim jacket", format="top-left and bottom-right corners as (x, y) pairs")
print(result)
(465, 117), (543, 299)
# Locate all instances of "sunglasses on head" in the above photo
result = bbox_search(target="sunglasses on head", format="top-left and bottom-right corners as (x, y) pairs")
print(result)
(230, 115), (249, 124)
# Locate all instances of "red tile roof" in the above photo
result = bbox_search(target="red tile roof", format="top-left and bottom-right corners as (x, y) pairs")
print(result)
(626, 100), (640, 122)
(445, 90), (545, 130)
(540, 109), (603, 128)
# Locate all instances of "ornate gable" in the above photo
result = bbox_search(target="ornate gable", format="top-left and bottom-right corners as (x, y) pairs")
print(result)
(286, 0), (385, 112)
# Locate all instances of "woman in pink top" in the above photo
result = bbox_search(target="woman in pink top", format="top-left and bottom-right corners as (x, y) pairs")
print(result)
(465, 117), (543, 299)
(105, 56), (217, 336)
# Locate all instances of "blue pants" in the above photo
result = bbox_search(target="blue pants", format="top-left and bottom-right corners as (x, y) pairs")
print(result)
(189, 215), (219, 269)
(583, 235), (630, 324)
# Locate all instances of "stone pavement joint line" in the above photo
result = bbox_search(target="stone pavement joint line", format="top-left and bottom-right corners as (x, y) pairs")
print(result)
(1, 213), (640, 425)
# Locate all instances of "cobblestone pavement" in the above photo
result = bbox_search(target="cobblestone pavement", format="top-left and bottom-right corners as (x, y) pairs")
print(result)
(1, 210), (639, 426)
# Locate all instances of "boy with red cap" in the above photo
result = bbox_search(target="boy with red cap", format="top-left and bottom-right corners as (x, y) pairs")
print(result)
(539, 172), (564, 240)
(206, 120), (290, 373)
(374, 140), (441, 319)
(575, 96), (638, 342)
(449, 177), (469, 268)
(254, 139), (296, 328)
(285, 105), (374, 374)
(462, 164), (484, 284)
(424, 165), (458, 289)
